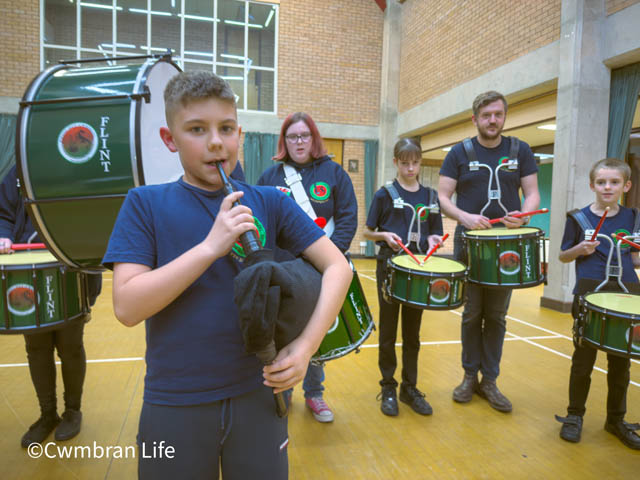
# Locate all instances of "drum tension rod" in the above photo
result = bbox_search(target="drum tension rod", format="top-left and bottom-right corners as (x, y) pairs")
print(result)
(20, 88), (151, 107)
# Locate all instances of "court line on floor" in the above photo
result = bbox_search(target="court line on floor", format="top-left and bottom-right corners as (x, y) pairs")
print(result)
(0, 357), (144, 368)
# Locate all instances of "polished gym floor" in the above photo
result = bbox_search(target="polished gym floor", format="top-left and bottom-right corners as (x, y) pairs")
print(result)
(1, 258), (638, 479)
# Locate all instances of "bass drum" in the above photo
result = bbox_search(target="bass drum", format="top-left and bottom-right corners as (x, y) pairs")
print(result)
(17, 55), (183, 270)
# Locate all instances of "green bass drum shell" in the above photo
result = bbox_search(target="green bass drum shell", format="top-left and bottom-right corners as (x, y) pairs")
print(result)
(17, 57), (183, 270)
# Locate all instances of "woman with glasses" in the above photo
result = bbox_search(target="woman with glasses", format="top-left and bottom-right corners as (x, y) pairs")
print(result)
(257, 112), (357, 424)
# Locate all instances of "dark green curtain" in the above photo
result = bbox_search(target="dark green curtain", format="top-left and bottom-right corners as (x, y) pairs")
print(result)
(0, 114), (17, 181)
(607, 62), (640, 160)
(243, 132), (278, 184)
(364, 139), (378, 257)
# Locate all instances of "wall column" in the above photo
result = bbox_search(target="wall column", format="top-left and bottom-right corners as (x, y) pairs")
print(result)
(377, 0), (402, 187)
(541, 0), (610, 311)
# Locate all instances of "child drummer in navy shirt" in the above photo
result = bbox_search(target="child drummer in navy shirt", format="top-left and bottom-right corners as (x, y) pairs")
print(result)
(102, 71), (351, 479)
(364, 138), (443, 417)
(555, 158), (640, 450)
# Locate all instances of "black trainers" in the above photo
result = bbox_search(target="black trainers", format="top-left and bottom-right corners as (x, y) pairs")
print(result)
(453, 373), (478, 403)
(21, 414), (61, 447)
(55, 409), (82, 441)
(400, 385), (433, 415)
(377, 386), (398, 416)
(604, 419), (640, 450)
(555, 414), (583, 443)
(475, 378), (512, 413)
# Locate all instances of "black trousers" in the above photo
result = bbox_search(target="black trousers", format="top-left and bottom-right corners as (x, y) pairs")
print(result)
(376, 249), (422, 389)
(23, 318), (86, 416)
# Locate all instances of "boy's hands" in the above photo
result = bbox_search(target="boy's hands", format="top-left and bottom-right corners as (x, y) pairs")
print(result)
(427, 234), (443, 251)
(262, 337), (315, 393)
(202, 191), (256, 258)
(575, 239), (599, 257)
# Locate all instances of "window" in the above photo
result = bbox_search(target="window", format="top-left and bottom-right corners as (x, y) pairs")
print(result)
(42, 0), (278, 113)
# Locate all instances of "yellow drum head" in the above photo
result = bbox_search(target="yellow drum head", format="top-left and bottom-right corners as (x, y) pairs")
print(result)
(466, 227), (539, 236)
(391, 254), (466, 273)
(584, 292), (640, 314)
(0, 250), (58, 266)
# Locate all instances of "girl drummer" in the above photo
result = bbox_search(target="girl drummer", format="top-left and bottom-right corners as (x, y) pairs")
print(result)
(257, 112), (358, 423)
(364, 137), (443, 417)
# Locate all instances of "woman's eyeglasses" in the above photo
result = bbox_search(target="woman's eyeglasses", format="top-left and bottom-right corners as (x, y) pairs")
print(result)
(285, 132), (312, 143)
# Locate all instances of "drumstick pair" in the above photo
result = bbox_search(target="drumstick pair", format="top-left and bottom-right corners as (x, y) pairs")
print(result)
(396, 233), (450, 266)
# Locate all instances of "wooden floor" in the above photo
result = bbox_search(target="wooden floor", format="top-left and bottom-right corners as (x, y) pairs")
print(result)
(1, 258), (638, 479)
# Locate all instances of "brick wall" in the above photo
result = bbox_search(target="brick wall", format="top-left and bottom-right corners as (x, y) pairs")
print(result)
(607, 0), (640, 15)
(277, 0), (383, 125)
(398, 0), (562, 113)
(0, 0), (40, 98)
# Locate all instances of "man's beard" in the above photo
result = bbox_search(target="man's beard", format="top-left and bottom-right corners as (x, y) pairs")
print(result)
(478, 124), (503, 142)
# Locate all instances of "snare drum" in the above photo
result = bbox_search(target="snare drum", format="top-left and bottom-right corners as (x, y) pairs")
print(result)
(0, 251), (89, 334)
(17, 56), (182, 270)
(577, 292), (640, 359)
(385, 254), (467, 310)
(312, 261), (374, 363)
(463, 227), (545, 288)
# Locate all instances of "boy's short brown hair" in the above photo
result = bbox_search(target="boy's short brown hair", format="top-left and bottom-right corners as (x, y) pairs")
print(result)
(589, 157), (632, 183)
(164, 71), (236, 125)
(472, 91), (508, 117)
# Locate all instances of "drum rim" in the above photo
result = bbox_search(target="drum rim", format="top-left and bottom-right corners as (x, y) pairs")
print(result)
(462, 227), (543, 239)
(466, 278), (545, 289)
(388, 254), (468, 276)
(311, 319), (375, 363)
(581, 292), (640, 319)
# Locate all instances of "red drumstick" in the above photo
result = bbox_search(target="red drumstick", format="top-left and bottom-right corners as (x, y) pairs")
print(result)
(590, 206), (610, 241)
(489, 208), (549, 225)
(396, 239), (422, 266)
(614, 233), (640, 251)
(9, 243), (46, 251)
(422, 233), (450, 264)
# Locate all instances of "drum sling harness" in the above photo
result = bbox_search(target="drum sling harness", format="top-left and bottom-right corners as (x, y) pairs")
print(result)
(462, 136), (520, 217)
(383, 182), (439, 254)
(282, 163), (335, 237)
(567, 208), (640, 292)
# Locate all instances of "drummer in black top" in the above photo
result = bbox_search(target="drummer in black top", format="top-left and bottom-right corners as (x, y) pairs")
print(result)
(438, 91), (539, 412)
(0, 165), (102, 447)
(365, 138), (443, 417)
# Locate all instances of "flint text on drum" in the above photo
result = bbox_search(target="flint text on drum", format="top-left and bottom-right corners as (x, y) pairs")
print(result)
(100, 116), (111, 172)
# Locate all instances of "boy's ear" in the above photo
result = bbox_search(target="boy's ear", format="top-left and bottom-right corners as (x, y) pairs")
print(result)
(623, 180), (632, 193)
(159, 127), (178, 153)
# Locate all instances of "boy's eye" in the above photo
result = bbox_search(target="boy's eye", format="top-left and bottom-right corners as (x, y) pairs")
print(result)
(190, 126), (204, 133)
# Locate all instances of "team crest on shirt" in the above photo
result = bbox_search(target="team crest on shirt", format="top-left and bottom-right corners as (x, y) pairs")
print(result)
(275, 186), (291, 196)
(415, 203), (429, 221)
(309, 182), (331, 202)
(230, 217), (267, 261)
(498, 156), (510, 165)
(613, 229), (631, 248)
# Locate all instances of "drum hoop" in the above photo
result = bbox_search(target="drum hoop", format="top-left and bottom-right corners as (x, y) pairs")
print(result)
(388, 256), (467, 278)
(578, 337), (640, 360)
(582, 293), (640, 321)
(462, 228), (543, 241)
(466, 278), (544, 289)
(133, 58), (182, 187)
(311, 319), (375, 364)
(0, 260), (65, 271)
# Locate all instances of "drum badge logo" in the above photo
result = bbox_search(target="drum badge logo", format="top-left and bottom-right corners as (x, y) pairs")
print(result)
(7, 283), (36, 316)
(57, 122), (98, 164)
(626, 325), (640, 353)
(499, 251), (521, 275)
(415, 204), (429, 221)
(429, 279), (451, 303)
(231, 217), (266, 260)
(614, 229), (631, 248)
(309, 182), (331, 202)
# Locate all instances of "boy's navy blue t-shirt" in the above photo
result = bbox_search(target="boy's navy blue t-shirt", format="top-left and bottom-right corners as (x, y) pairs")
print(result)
(561, 205), (639, 293)
(366, 179), (443, 252)
(102, 177), (323, 406)
(439, 136), (538, 220)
